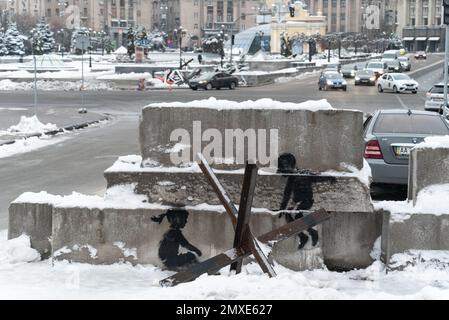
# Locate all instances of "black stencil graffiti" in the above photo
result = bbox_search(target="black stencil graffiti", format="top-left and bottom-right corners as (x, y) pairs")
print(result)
(278, 153), (319, 250)
(151, 209), (202, 270)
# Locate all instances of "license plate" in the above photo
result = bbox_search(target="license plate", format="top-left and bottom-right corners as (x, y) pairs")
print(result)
(334, 84), (341, 87)
(361, 80), (368, 82)
(393, 146), (411, 156)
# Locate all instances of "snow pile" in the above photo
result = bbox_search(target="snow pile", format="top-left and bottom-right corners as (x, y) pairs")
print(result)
(0, 232), (40, 268)
(414, 135), (449, 150)
(323, 160), (372, 186)
(389, 250), (449, 271)
(275, 71), (320, 84)
(7, 115), (57, 134)
(0, 79), (113, 91)
(0, 136), (67, 159)
(374, 184), (449, 221)
(146, 97), (334, 111)
(13, 184), (150, 210)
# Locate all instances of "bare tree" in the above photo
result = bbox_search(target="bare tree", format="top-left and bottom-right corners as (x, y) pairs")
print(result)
(14, 14), (38, 35)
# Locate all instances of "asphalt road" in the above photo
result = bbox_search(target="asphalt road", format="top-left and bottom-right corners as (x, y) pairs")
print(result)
(0, 54), (444, 229)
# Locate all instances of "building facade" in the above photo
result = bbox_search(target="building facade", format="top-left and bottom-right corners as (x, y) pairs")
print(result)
(150, 0), (265, 47)
(397, 0), (444, 52)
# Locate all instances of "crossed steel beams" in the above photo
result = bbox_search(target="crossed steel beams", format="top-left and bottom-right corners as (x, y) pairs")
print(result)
(160, 154), (330, 287)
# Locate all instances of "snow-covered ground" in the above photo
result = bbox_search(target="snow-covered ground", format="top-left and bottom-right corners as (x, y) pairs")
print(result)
(1, 229), (449, 299)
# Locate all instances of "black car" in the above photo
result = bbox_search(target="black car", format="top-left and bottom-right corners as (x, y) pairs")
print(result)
(386, 60), (403, 73)
(341, 64), (358, 78)
(189, 72), (239, 90)
(354, 69), (376, 86)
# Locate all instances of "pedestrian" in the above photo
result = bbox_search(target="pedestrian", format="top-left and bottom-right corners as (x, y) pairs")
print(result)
(198, 53), (203, 65)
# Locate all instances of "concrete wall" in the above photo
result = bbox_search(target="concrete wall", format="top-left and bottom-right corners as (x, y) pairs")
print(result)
(408, 147), (449, 202)
(8, 203), (53, 259)
(139, 107), (364, 172)
(105, 170), (373, 213)
(381, 211), (449, 266)
(9, 202), (381, 271)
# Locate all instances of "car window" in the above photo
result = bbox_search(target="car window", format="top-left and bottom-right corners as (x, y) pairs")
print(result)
(382, 74), (388, 80)
(373, 114), (449, 135)
(430, 85), (449, 94)
(387, 76), (392, 81)
(392, 74), (410, 80)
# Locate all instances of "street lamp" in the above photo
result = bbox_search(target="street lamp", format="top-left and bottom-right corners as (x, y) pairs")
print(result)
(177, 26), (187, 69)
(30, 28), (38, 116)
(88, 28), (93, 68)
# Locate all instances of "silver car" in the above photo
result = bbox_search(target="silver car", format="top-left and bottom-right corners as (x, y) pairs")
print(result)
(363, 109), (449, 185)
(424, 83), (449, 113)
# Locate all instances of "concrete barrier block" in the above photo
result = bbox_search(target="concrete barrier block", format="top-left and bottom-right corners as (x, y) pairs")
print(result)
(8, 202), (53, 259)
(104, 167), (373, 213)
(380, 211), (449, 265)
(408, 146), (449, 202)
(139, 102), (364, 172)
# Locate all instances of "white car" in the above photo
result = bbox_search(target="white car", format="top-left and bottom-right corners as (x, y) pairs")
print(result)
(365, 61), (387, 78)
(377, 73), (418, 94)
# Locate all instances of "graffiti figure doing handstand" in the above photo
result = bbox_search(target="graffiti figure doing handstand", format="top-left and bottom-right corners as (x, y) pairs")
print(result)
(278, 153), (319, 250)
(151, 209), (202, 270)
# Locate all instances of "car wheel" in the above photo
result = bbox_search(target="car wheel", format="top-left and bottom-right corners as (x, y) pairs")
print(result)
(216, 87), (221, 90)
(191, 86), (198, 91)
(229, 82), (236, 90)
(412, 90), (417, 94)
(377, 84), (383, 92)
(318, 85), (322, 91)
(343, 86), (347, 91)
(393, 85), (399, 93)
(206, 83), (213, 90)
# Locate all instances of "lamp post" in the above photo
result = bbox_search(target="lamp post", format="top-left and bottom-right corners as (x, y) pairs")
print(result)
(177, 26), (187, 69)
(88, 28), (93, 68)
(57, 29), (65, 58)
(30, 28), (38, 117)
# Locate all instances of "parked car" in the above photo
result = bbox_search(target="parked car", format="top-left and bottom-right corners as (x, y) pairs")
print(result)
(415, 51), (427, 59)
(398, 56), (411, 71)
(385, 60), (403, 73)
(363, 109), (449, 185)
(341, 64), (358, 78)
(354, 69), (377, 86)
(189, 71), (239, 90)
(365, 60), (388, 79)
(424, 83), (449, 113)
(318, 71), (347, 91)
(377, 73), (418, 94)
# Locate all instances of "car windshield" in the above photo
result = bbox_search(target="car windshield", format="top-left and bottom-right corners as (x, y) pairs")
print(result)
(398, 57), (408, 62)
(392, 74), (410, 80)
(326, 73), (342, 79)
(342, 65), (354, 70)
(387, 61), (400, 66)
(357, 70), (373, 76)
(383, 54), (397, 59)
(373, 114), (449, 135)
(430, 85), (449, 94)
(368, 63), (383, 68)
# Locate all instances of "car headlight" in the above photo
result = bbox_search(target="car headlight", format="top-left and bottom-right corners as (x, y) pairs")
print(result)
(395, 67), (399, 70)
(342, 80), (347, 85)
(351, 71), (355, 76)
(370, 76), (376, 81)
(327, 80), (333, 85)
(355, 76), (360, 81)
(199, 80), (207, 84)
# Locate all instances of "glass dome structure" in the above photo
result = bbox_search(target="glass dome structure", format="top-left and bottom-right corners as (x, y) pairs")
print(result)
(225, 24), (271, 55)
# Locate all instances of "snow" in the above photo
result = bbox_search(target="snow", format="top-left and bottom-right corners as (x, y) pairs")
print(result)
(323, 160), (373, 187)
(0, 136), (68, 159)
(414, 135), (449, 150)
(0, 232), (41, 268)
(114, 46), (128, 55)
(2, 228), (449, 299)
(5, 115), (57, 135)
(0, 79), (113, 91)
(145, 97), (334, 111)
(374, 184), (449, 222)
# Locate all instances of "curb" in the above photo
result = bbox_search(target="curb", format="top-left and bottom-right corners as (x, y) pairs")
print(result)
(408, 58), (444, 77)
(0, 116), (110, 147)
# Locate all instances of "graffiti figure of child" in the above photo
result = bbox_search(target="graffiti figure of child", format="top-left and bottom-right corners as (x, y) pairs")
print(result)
(277, 153), (319, 250)
(151, 209), (202, 270)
